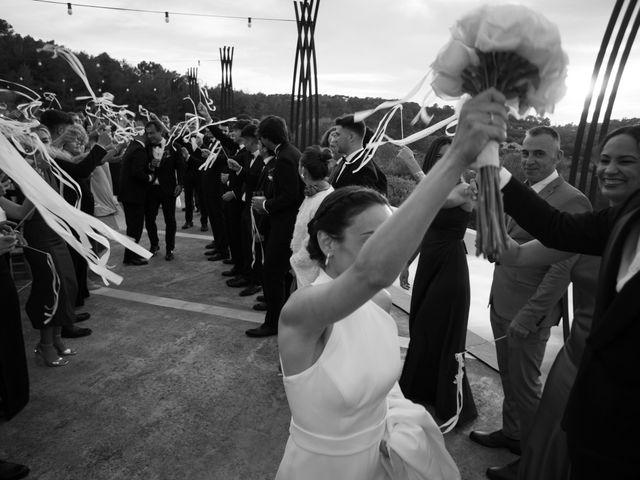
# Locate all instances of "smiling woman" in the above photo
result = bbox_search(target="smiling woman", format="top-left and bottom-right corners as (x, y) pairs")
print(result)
(596, 125), (640, 206)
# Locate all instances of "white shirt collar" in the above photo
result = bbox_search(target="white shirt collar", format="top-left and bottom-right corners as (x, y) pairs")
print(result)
(345, 148), (364, 163)
(530, 170), (559, 194)
(263, 155), (274, 165)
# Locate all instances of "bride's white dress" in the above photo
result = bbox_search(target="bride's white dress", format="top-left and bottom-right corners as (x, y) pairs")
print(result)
(276, 271), (460, 480)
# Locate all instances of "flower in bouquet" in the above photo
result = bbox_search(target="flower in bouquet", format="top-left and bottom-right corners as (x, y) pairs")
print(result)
(431, 4), (568, 258)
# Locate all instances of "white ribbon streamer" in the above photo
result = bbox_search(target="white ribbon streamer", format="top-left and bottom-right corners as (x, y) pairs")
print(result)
(0, 134), (151, 285)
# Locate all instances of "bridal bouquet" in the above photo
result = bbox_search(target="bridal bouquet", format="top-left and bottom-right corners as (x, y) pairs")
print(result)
(431, 4), (568, 258)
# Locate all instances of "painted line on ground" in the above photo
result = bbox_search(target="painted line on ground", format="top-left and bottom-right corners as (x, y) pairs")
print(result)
(93, 286), (410, 348)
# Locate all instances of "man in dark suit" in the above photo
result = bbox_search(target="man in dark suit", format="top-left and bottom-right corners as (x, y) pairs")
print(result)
(497, 125), (640, 479)
(225, 124), (264, 296)
(207, 120), (252, 268)
(144, 136), (185, 261)
(471, 127), (591, 480)
(195, 128), (229, 258)
(247, 116), (302, 337)
(119, 121), (163, 265)
(330, 115), (387, 195)
(180, 134), (208, 232)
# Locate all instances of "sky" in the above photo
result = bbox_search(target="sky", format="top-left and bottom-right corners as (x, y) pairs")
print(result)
(1, 0), (639, 125)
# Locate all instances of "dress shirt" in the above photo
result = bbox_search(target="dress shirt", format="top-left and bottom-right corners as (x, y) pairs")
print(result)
(529, 170), (559, 193)
(334, 149), (363, 184)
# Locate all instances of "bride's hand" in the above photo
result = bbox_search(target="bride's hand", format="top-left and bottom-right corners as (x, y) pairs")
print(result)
(449, 88), (508, 166)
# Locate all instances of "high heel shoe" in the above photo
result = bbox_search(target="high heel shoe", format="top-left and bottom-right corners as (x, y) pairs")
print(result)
(55, 345), (77, 356)
(34, 344), (69, 367)
(53, 337), (77, 356)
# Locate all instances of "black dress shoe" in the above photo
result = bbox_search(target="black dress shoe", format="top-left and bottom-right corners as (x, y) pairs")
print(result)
(239, 284), (262, 297)
(205, 242), (216, 249)
(245, 325), (277, 337)
(469, 430), (521, 455)
(0, 459), (30, 480)
(165, 251), (174, 261)
(486, 459), (520, 480)
(181, 222), (193, 229)
(123, 257), (148, 266)
(252, 302), (267, 311)
(149, 244), (160, 256)
(227, 276), (249, 288)
(204, 249), (219, 256)
(222, 268), (241, 277)
(208, 253), (230, 262)
(200, 225), (208, 232)
(61, 325), (92, 338)
(256, 295), (265, 302)
(222, 258), (235, 265)
(75, 312), (91, 322)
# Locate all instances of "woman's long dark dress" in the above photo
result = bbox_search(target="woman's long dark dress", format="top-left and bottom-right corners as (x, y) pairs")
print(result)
(399, 206), (477, 424)
(20, 166), (77, 329)
(22, 210), (77, 329)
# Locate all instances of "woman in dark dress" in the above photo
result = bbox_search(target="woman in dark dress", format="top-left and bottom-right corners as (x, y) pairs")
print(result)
(0, 129), (78, 367)
(399, 136), (478, 425)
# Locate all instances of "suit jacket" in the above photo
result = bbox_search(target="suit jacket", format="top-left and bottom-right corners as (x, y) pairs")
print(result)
(255, 157), (276, 236)
(264, 142), (303, 240)
(491, 176), (591, 330)
(331, 151), (387, 195)
(152, 145), (185, 197)
(118, 139), (152, 205)
(227, 147), (252, 201)
(57, 144), (107, 215)
(502, 178), (640, 475)
(237, 152), (264, 203)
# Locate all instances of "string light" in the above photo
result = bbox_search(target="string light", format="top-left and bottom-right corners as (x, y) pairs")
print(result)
(33, 0), (295, 24)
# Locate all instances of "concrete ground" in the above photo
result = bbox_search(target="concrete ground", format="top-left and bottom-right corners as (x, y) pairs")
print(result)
(0, 205), (518, 480)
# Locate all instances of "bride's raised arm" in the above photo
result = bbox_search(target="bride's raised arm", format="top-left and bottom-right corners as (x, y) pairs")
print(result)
(280, 88), (508, 336)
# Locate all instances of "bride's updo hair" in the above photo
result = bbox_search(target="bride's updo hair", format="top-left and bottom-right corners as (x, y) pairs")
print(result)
(300, 145), (332, 180)
(307, 186), (389, 265)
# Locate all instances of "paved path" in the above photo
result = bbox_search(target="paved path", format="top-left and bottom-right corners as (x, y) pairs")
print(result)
(0, 206), (519, 479)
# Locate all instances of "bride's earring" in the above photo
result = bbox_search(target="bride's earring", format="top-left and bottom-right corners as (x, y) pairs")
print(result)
(324, 252), (332, 268)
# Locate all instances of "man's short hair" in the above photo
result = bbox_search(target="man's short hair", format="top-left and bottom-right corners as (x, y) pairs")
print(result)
(39, 109), (73, 133)
(258, 115), (289, 145)
(145, 119), (164, 132)
(240, 124), (258, 140)
(526, 126), (561, 145)
(232, 120), (251, 132)
(335, 114), (366, 139)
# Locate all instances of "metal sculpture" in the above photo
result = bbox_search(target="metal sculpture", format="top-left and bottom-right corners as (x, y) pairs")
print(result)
(220, 46), (234, 117)
(289, 0), (320, 149)
(186, 66), (200, 103)
(569, 0), (640, 203)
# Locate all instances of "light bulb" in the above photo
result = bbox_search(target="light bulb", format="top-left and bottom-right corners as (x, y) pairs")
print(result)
(67, 2), (72, 15)
(247, 17), (252, 28)
(165, 12), (169, 23)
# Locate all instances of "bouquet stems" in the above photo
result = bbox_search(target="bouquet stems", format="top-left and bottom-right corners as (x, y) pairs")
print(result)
(474, 143), (508, 259)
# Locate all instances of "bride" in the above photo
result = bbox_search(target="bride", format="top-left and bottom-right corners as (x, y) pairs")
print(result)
(275, 89), (508, 479)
